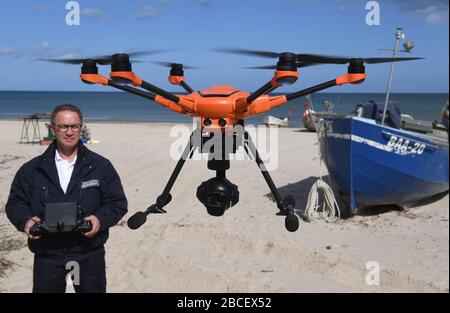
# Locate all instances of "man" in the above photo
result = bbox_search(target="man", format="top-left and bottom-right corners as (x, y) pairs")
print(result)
(6, 104), (127, 293)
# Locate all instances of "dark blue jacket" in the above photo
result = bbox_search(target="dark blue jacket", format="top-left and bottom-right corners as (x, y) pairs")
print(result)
(5, 141), (128, 255)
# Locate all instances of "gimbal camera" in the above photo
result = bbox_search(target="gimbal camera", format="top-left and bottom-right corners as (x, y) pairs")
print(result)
(41, 49), (422, 232)
(197, 176), (239, 217)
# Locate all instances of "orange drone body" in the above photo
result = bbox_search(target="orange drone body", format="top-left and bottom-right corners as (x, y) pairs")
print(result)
(156, 85), (289, 128)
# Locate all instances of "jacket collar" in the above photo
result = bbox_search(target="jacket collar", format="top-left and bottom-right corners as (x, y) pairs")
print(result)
(41, 140), (91, 163)
(38, 141), (94, 195)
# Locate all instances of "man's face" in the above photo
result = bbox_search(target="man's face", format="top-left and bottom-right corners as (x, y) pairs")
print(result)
(51, 110), (82, 150)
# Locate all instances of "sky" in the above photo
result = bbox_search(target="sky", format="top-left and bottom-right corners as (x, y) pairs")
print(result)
(0, 0), (448, 93)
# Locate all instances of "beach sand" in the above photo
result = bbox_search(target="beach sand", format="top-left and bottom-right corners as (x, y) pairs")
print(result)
(0, 120), (448, 293)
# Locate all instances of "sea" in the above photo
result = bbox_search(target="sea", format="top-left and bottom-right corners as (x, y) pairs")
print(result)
(0, 91), (448, 127)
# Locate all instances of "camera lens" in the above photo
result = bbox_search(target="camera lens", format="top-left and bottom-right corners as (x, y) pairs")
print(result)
(197, 177), (239, 217)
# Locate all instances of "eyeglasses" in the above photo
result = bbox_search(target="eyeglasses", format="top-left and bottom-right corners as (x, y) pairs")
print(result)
(53, 124), (82, 132)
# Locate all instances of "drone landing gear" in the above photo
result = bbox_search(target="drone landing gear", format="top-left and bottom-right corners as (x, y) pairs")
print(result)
(242, 133), (299, 232)
(127, 131), (198, 230)
(127, 125), (299, 232)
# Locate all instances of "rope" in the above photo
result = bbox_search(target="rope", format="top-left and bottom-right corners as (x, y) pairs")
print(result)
(303, 119), (341, 223)
(303, 178), (341, 223)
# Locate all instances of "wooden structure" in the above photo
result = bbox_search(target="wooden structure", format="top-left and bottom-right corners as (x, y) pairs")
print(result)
(19, 113), (50, 144)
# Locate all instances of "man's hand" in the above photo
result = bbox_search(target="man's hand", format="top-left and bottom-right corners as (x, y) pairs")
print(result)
(83, 215), (101, 238)
(24, 216), (41, 240)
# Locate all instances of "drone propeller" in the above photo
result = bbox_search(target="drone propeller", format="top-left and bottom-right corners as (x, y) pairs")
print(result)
(151, 61), (201, 70)
(243, 62), (318, 70)
(294, 55), (424, 64)
(38, 58), (96, 65)
(214, 48), (423, 65)
(38, 50), (173, 65)
(212, 48), (280, 58)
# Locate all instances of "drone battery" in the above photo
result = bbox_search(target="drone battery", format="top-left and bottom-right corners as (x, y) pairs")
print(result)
(45, 202), (79, 233)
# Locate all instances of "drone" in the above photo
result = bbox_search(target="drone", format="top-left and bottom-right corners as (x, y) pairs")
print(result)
(41, 49), (422, 232)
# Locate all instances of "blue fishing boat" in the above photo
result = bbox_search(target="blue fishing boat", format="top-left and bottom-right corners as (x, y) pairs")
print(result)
(318, 100), (449, 211)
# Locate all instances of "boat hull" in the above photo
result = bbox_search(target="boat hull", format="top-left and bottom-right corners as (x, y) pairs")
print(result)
(319, 116), (449, 210)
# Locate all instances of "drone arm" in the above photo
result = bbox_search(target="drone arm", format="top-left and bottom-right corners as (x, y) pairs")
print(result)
(246, 81), (278, 104)
(285, 74), (366, 101)
(80, 74), (156, 100)
(110, 71), (181, 103)
(265, 85), (278, 94)
(180, 81), (194, 94)
(108, 81), (186, 114)
(250, 96), (288, 115)
(154, 95), (186, 114)
(249, 73), (366, 115)
(108, 80), (156, 101)
(285, 79), (337, 101)
(111, 72), (193, 114)
(169, 76), (194, 94)
(246, 71), (298, 104)
(138, 80), (180, 103)
(115, 75), (192, 112)
(98, 72), (189, 113)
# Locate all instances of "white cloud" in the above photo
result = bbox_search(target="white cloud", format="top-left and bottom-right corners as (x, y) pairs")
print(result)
(337, 2), (349, 12)
(425, 13), (443, 25)
(413, 5), (448, 25)
(0, 47), (17, 55)
(81, 8), (103, 20)
(39, 41), (51, 50)
(284, 0), (448, 23)
(284, 0), (358, 12)
(388, 0), (449, 25)
(30, 41), (52, 58)
(197, 0), (214, 7)
(136, 7), (160, 20)
(51, 52), (77, 59)
(1, 43), (84, 60)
